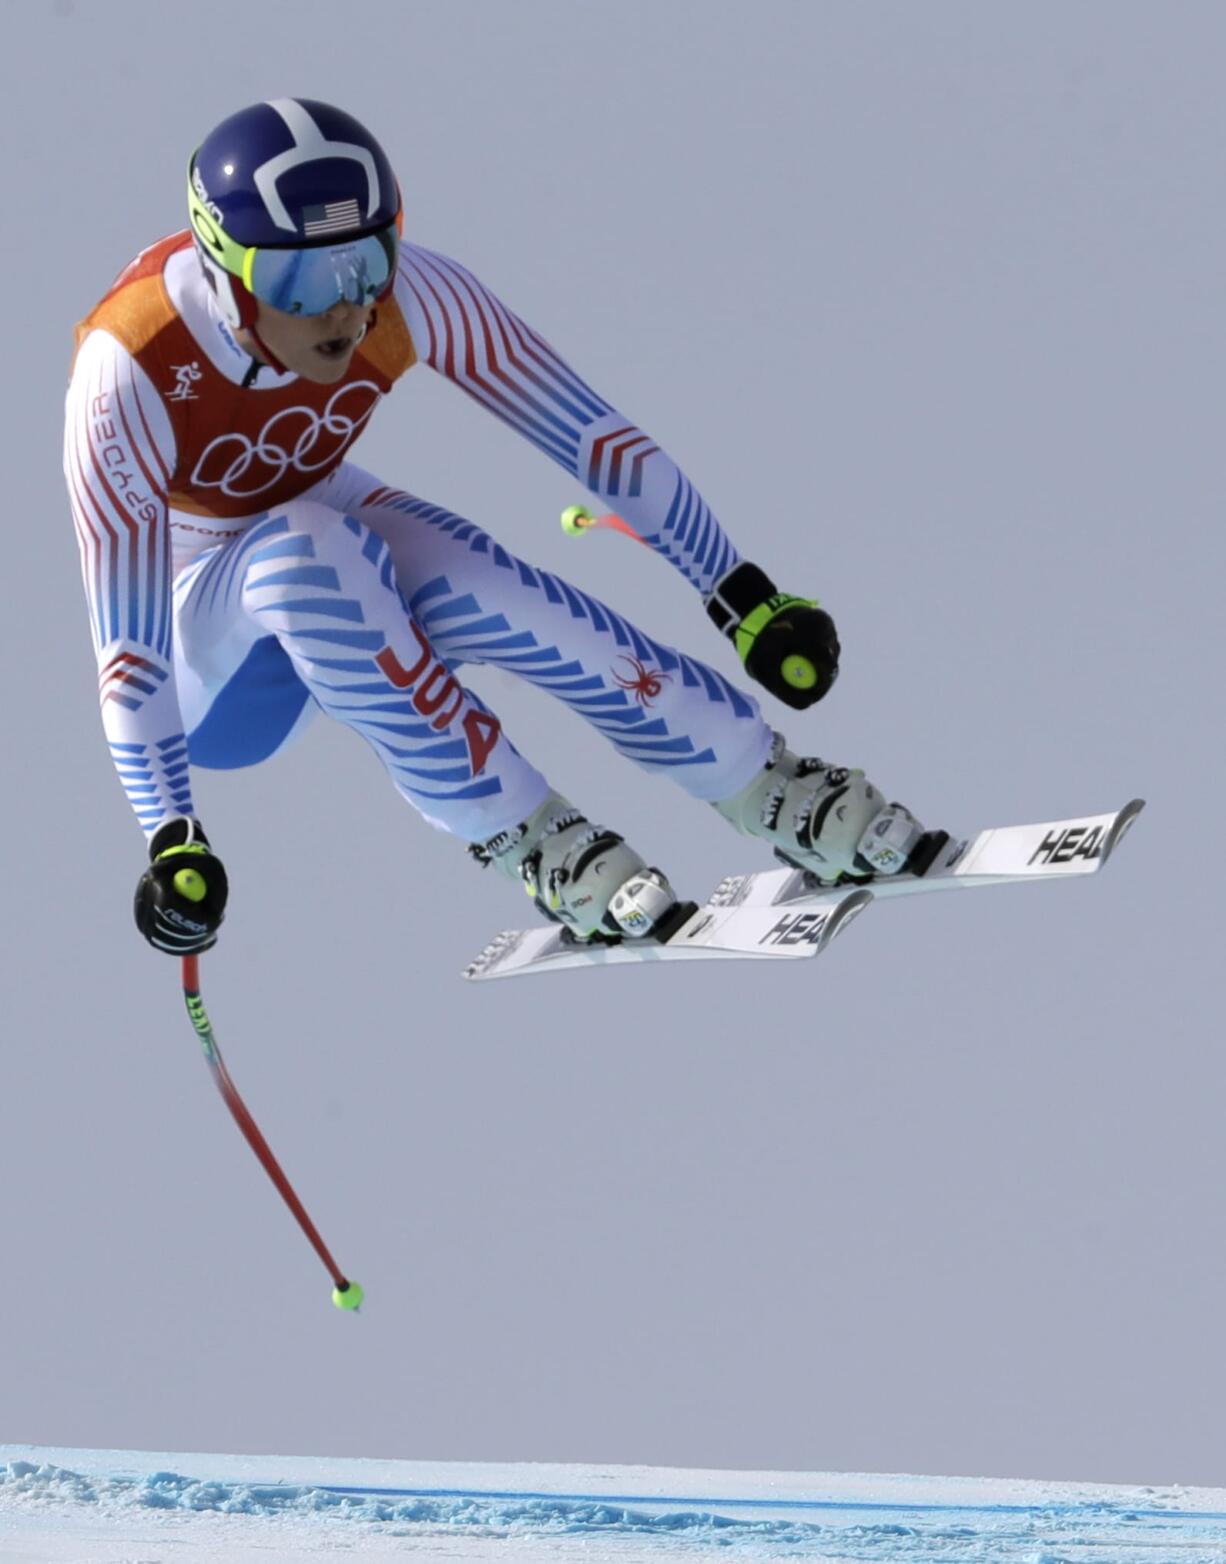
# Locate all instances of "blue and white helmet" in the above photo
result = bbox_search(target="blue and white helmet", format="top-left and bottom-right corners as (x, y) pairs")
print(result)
(188, 98), (403, 329)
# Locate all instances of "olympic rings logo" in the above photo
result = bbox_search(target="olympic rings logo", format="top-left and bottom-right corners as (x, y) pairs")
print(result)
(189, 381), (382, 497)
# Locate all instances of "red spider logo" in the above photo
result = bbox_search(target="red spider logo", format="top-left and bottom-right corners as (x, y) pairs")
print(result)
(610, 655), (672, 707)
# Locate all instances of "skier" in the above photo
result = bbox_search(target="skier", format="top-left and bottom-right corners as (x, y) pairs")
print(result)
(65, 98), (924, 958)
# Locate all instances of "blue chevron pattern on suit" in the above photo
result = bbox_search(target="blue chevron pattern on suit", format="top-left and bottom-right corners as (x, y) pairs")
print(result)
(239, 516), (514, 816)
(169, 482), (772, 841)
(108, 735), (192, 830)
(354, 487), (765, 796)
(173, 505), (545, 838)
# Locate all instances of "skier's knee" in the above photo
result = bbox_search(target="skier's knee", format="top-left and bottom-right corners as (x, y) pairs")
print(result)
(242, 503), (390, 605)
(279, 500), (382, 561)
(265, 498), (348, 545)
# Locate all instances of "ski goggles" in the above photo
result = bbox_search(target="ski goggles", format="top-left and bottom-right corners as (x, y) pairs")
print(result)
(188, 178), (402, 316)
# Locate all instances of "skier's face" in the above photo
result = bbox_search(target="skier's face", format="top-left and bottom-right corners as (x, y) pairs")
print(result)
(246, 298), (374, 384)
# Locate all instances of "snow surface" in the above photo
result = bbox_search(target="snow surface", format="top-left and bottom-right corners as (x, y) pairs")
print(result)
(3, 1447), (1226, 1562)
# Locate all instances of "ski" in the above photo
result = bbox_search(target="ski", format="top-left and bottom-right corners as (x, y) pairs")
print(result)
(463, 887), (873, 982)
(710, 798), (1145, 913)
(463, 800), (1143, 982)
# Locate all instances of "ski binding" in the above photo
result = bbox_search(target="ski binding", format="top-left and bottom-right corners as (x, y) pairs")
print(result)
(711, 798), (1144, 912)
(463, 799), (1143, 982)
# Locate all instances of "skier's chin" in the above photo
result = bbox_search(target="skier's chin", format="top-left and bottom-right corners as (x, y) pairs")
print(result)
(297, 343), (357, 384)
(248, 300), (369, 383)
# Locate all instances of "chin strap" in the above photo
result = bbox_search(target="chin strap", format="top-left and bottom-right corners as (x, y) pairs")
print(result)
(246, 323), (289, 375)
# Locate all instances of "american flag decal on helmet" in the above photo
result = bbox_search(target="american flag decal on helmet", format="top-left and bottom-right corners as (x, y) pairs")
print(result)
(303, 198), (362, 236)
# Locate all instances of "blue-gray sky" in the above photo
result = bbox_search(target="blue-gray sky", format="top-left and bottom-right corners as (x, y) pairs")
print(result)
(4, 0), (1223, 1487)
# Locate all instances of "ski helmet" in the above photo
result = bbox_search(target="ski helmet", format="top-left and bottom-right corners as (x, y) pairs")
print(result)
(187, 98), (403, 330)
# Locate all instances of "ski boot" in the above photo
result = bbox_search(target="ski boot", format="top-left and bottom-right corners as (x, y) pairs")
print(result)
(713, 732), (925, 883)
(471, 791), (691, 942)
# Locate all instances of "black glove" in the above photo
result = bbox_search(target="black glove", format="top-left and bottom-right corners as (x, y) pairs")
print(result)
(705, 561), (840, 709)
(134, 817), (229, 955)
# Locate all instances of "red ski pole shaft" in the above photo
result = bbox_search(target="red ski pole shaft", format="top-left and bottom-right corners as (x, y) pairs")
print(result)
(180, 955), (361, 1308)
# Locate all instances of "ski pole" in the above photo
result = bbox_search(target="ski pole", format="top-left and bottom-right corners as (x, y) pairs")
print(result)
(179, 954), (363, 1312)
(560, 504), (650, 546)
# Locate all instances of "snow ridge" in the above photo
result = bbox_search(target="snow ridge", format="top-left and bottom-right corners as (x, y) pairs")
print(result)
(7, 1457), (1226, 1562)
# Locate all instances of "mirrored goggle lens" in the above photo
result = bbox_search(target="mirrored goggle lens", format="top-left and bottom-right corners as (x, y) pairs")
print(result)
(244, 226), (398, 316)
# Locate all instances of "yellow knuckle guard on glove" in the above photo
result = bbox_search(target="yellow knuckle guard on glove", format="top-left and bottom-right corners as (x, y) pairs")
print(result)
(736, 596), (839, 710)
(134, 820), (229, 956)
